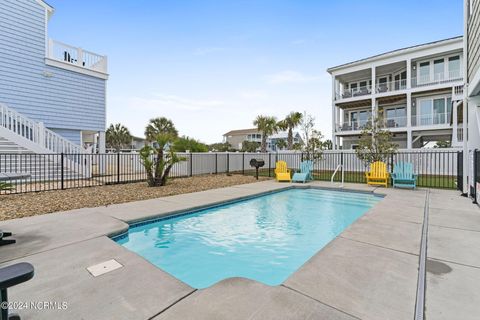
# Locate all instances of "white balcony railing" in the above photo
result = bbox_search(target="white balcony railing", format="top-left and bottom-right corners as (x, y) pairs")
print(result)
(47, 39), (108, 73)
(411, 70), (462, 88)
(336, 85), (372, 100)
(412, 113), (451, 127)
(376, 79), (407, 94)
(457, 127), (464, 142)
(336, 120), (371, 132)
(378, 116), (407, 128)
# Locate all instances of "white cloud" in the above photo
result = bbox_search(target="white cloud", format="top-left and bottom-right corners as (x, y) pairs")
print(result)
(128, 94), (225, 112)
(265, 70), (322, 84)
(193, 47), (227, 56)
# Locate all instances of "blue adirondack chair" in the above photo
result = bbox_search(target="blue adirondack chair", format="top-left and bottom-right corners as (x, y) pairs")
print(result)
(292, 160), (313, 183)
(392, 162), (417, 189)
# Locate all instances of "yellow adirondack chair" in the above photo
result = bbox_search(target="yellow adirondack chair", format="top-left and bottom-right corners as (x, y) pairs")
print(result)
(365, 161), (389, 187)
(275, 161), (291, 182)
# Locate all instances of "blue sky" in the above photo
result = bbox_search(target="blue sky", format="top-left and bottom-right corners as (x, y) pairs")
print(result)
(47, 0), (463, 143)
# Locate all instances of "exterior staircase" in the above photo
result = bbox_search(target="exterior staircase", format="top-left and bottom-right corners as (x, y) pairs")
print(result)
(0, 102), (91, 181)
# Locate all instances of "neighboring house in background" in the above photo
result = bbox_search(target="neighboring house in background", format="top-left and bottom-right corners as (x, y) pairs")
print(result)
(223, 128), (261, 150)
(223, 128), (302, 152)
(0, 0), (108, 154)
(268, 132), (303, 152)
(328, 37), (464, 150)
(130, 136), (148, 150)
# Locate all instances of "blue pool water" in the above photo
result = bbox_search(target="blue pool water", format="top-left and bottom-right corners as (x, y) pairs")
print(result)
(115, 188), (381, 288)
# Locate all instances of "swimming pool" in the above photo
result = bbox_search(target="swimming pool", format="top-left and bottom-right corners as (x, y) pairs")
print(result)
(115, 188), (381, 288)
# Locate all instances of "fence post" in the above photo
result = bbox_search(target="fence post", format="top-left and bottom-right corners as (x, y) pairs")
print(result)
(226, 153), (230, 174)
(242, 153), (245, 175)
(190, 153), (193, 177)
(268, 153), (271, 177)
(60, 152), (64, 190)
(215, 153), (218, 174)
(117, 152), (121, 184)
(473, 149), (477, 204)
(390, 153), (394, 174)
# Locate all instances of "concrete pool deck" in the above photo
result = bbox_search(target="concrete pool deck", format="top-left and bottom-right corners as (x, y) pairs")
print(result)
(0, 180), (479, 319)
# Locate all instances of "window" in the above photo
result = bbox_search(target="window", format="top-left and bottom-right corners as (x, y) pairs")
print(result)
(350, 110), (371, 129)
(350, 83), (358, 92)
(419, 62), (430, 83)
(394, 71), (407, 90)
(448, 56), (460, 78)
(433, 98), (446, 124)
(434, 59), (445, 81)
(384, 106), (406, 127)
(417, 97), (451, 126)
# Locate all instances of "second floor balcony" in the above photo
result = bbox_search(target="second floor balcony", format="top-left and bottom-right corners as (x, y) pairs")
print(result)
(47, 39), (108, 74)
(336, 113), (452, 133)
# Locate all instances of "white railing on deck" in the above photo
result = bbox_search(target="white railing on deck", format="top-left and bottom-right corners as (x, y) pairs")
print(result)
(412, 70), (463, 88)
(0, 103), (86, 154)
(376, 79), (407, 93)
(48, 39), (108, 73)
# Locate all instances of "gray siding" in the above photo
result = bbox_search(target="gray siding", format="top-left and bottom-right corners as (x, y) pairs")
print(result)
(50, 128), (81, 145)
(0, 0), (106, 136)
(468, 0), (480, 82)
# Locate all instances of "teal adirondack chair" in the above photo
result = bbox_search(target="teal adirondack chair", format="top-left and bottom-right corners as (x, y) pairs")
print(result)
(392, 162), (417, 189)
(292, 160), (313, 183)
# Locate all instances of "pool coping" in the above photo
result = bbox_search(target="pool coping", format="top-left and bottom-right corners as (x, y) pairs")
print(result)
(4, 180), (462, 319)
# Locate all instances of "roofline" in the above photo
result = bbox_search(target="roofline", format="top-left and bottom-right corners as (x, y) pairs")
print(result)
(223, 128), (258, 136)
(35, 0), (54, 12)
(327, 36), (463, 73)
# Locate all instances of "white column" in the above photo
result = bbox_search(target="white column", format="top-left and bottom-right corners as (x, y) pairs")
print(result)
(452, 101), (458, 145)
(332, 75), (337, 150)
(98, 131), (106, 153)
(37, 122), (45, 147)
(371, 66), (376, 124)
(98, 131), (106, 175)
(406, 92), (412, 149)
(406, 59), (412, 89)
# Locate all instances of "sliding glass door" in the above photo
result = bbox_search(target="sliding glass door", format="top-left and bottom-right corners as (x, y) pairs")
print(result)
(417, 97), (450, 126)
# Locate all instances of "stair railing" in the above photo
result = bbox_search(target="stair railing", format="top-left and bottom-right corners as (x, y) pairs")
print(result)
(331, 164), (344, 188)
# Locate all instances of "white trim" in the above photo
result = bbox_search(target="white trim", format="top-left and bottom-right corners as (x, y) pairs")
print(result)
(44, 58), (109, 79)
(328, 37), (463, 74)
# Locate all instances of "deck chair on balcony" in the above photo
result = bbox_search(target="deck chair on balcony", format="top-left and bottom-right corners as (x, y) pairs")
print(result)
(292, 160), (313, 183)
(392, 162), (417, 189)
(275, 161), (291, 182)
(365, 161), (389, 187)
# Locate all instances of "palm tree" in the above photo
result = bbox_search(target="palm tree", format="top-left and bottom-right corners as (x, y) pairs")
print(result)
(106, 123), (132, 152)
(278, 111), (303, 150)
(275, 138), (287, 151)
(253, 115), (278, 152)
(145, 117), (178, 141)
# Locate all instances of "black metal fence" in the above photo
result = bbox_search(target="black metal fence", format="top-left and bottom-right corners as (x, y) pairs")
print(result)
(0, 150), (460, 195)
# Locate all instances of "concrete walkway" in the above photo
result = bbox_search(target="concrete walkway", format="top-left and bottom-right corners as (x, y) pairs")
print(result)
(0, 180), (478, 319)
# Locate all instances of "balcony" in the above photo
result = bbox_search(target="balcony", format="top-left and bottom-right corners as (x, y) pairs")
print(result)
(336, 120), (371, 132)
(378, 116), (407, 128)
(336, 84), (372, 100)
(46, 39), (108, 75)
(375, 79), (407, 94)
(412, 113), (451, 127)
(411, 70), (462, 88)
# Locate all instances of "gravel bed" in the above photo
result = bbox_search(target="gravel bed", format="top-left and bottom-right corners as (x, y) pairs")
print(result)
(0, 174), (269, 221)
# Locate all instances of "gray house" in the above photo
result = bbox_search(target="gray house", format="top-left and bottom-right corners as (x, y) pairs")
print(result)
(0, 0), (108, 154)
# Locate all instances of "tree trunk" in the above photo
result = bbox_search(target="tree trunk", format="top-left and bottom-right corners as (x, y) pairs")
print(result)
(261, 135), (267, 152)
(287, 128), (293, 150)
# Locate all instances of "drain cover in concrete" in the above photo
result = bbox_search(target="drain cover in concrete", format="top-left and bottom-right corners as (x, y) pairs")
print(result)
(87, 259), (123, 277)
